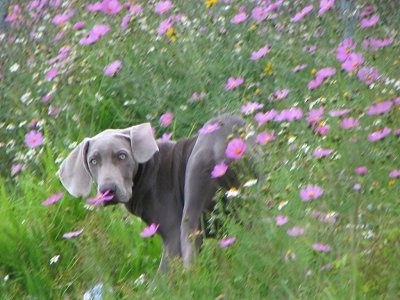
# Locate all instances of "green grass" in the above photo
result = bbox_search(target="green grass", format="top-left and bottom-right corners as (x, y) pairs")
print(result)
(1, 0), (399, 298)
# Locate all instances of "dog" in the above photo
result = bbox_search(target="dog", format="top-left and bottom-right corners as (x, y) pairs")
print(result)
(59, 115), (246, 271)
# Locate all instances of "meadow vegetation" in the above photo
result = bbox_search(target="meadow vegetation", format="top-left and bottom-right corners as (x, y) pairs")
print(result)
(0, 0), (399, 298)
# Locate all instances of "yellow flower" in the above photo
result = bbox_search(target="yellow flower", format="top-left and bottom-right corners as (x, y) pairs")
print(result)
(166, 27), (177, 42)
(388, 180), (395, 187)
(264, 62), (274, 75)
(311, 68), (317, 75)
(205, 0), (218, 8)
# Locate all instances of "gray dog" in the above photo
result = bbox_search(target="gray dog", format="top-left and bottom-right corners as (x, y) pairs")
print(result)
(59, 115), (245, 271)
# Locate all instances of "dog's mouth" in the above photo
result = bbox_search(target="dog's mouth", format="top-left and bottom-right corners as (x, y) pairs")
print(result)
(87, 190), (116, 207)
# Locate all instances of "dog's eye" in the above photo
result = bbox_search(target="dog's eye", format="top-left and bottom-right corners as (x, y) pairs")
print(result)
(89, 158), (97, 165)
(118, 152), (127, 160)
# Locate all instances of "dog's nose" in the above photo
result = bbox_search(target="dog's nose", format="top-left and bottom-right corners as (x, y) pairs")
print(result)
(99, 183), (117, 195)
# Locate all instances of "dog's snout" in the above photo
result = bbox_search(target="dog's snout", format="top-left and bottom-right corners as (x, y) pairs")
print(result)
(99, 183), (117, 195)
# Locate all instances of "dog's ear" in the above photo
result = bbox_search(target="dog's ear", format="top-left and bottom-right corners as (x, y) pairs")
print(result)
(125, 123), (159, 163)
(59, 138), (92, 197)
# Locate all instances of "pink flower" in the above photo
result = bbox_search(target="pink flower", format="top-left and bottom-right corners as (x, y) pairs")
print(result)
(159, 112), (174, 127)
(25, 130), (44, 148)
(42, 192), (64, 206)
(45, 67), (58, 81)
(79, 24), (110, 45)
(101, 0), (123, 15)
(314, 124), (330, 136)
(275, 215), (288, 226)
(355, 166), (368, 175)
(63, 229), (84, 239)
(211, 162), (228, 178)
(231, 9), (248, 24)
(225, 77), (244, 91)
(241, 102), (263, 115)
(291, 5), (313, 23)
(250, 45), (271, 60)
(87, 190), (114, 207)
(11, 163), (26, 176)
(104, 60), (122, 77)
(318, 0), (335, 15)
(359, 5), (374, 18)
(342, 52), (364, 72)
(340, 117), (359, 129)
(389, 169), (400, 178)
(73, 21), (86, 30)
(300, 185), (324, 201)
(251, 7), (268, 22)
(363, 36), (393, 51)
(269, 89), (289, 100)
(312, 148), (333, 158)
(199, 122), (220, 135)
(52, 11), (74, 26)
(287, 226), (306, 237)
(316, 67), (336, 80)
(308, 77), (323, 90)
(256, 131), (275, 145)
(154, 0), (172, 15)
(307, 107), (324, 127)
(360, 14), (379, 28)
(219, 237), (236, 248)
(353, 183), (361, 191)
(292, 64), (307, 72)
(336, 38), (356, 62)
(329, 109), (350, 117)
(86, 2), (103, 12)
(225, 138), (246, 160)
(140, 223), (159, 238)
(368, 128), (391, 142)
(157, 17), (174, 35)
(357, 66), (380, 85)
(366, 101), (392, 115)
(274, 107), (303, 122)
(312, 243), (331, 252)
(254, 110), (277, 126)
(161, 133), (172, 141)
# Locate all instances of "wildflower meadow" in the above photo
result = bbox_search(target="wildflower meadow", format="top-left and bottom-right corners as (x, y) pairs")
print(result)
(1, 0), (399, 298)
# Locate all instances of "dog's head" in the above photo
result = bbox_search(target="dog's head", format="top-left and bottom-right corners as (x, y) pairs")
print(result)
(59, 123), (159, 204)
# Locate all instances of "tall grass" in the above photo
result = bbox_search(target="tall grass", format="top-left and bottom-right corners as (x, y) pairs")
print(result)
(1, 0), (399, 298)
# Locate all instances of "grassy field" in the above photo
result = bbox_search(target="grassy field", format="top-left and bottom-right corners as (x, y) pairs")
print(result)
(1, 0), (399, 298)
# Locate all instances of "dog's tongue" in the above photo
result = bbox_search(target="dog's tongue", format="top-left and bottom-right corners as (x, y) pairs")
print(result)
(86, 190), (114, 207)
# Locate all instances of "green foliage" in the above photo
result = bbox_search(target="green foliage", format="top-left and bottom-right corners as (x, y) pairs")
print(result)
(1, 0), (399, 298)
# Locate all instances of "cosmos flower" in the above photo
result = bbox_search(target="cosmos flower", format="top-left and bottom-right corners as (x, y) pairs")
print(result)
(340, 117), (359, 129)
(140, 223), (159, 238)
(312, 243), (331, 252)
(254, 110), (278, 126)
(357, 67), (380, 85)
(342, 52), (364, 72)
(104, 60), (122, 77)
(300, 185), (324, 201)
(360, 14), (379, 28)
(159, 112), (174, 127)
(250, 45), (271, 60)
(25, 130), (44, 148)
(368, 128), (391, 142)
(42, 192), (64, 206)
(366, 101), (392, 115)
(318, 0), (335, 15)
(287, 226), (306, 237)
(256, 131), (276, 145)
(291, 5), (313, 23)
(225, 138), (246, 160)
(154, 0), (172, 15)
(199, 122), (220, 135)
(225, 77), (244, 91)
(312, 148), (333, 158)
(275, 215), (288, 226)
(211, 162), (228, 178)
(241, 102), (264, 115)
(219, 237), (236, 248)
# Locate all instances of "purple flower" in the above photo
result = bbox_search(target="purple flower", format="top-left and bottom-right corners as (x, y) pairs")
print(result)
(25, 130), (44, 148)
(211, 162), (228, 178)
(73, 21), (86, 30)
(318, 0), (335, 15)
(79, 24), (110, 45)
(360, 14), (379, 28)
(225, 77), (244, 91)
(225, 138), (246, 160)
(63, 229), (84, 239)
(269, 89), (289, 100)
(355, 166), (368, 175)
(342, 52), (364, 72)
(368, 128), (391, 142)
(300, 185), (324, 201)
(241, 102), (263, 115)
(45, 67), (58, 81)
(315, 124), (330, 136)
(292, 64), (307, 72)
(389, 169), (400, 178)
(154, 0), (172, 15)
(329, 109), (350, 117)
(308, 77), (324, 90)
(161, 132), (172, 141)
(11, 163), (26, 176)
(87, 190), (114, 207)
(104, 60), (122, 77)
(307, 107), (324, 127)
(316, 67), (336, 80)
(290, 5), (313, 23)
(340, 117), (359, 129)
(101, 0), (123, 15)
(274, 107), (303, 122)
(157, 17), (174, 35)
(336, 38), (356, 62)
(312, 148), (333, 158)
(275, 215), (288, 226)
(140, 223), (159, 238)
(357, 67), (380, 85)
(312, 243), (331, 252)
(231, 8), (248, 24)
(159, 112), (174, 127)
(52, 11), (74, 26)
(199, 122), (220, 135)
(254, 110), (277, 126)
(287, 226), (305, 237)
(42, 192), (64, 206)
(366, 101), (392, 115)
(256, 131), (275, 145)
(250, 45), (271, 60)
(219, 237), (236, 248)
(251, 7), (268, 22)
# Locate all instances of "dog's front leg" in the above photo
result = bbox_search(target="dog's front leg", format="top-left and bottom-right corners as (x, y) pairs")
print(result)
(158, 227), (181, 272)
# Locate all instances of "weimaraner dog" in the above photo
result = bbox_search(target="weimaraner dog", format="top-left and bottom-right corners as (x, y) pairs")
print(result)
(59, 115), (244, 271)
